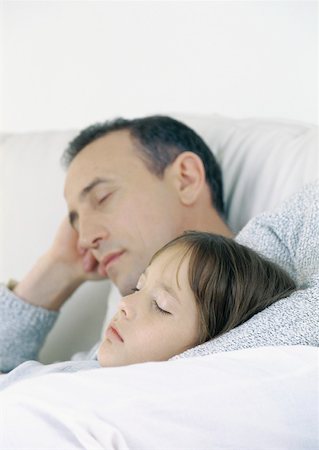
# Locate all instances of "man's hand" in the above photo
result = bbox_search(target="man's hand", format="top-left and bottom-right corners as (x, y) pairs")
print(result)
(48, 218), (102, 281)
(14, 218), (105, 311)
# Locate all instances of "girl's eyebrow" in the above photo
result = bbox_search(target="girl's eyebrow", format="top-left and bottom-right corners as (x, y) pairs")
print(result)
(144, 267), (180, 304)
(159, 283), (180, 304)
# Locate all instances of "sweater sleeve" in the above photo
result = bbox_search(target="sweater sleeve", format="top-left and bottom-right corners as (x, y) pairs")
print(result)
(235, 182), (319, 287)
(172, 182), (319, 360)
(0, 285), (58, 373)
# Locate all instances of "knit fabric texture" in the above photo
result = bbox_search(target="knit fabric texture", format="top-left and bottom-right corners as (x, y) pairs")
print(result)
(0, 287), (58, 372)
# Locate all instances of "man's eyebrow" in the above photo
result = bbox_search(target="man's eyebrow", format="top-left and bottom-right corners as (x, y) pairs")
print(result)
(68, 177), (110, 228)
(79, 177), (110, 199)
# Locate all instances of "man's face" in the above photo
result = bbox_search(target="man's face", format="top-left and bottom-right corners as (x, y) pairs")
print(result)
(64, 130), (185, 295)
(97, 246), (200, 367)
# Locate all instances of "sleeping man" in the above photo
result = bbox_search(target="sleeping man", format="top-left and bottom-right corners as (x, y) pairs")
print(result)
(0, 115), (318, 375)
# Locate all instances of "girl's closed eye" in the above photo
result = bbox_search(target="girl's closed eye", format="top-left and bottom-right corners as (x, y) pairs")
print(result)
(152, 299), (171, 315)
(131, 287), (171, 315)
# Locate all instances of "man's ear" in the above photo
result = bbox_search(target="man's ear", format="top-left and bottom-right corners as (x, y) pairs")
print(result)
(170, 152), (206, 206)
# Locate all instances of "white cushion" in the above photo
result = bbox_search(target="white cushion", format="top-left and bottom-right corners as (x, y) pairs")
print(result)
(0, 115), (317, 361)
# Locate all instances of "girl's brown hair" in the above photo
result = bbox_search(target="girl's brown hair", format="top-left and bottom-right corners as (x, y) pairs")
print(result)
(152, 231), (296, 344)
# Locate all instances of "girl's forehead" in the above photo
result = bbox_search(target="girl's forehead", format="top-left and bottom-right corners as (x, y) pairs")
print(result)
(150, 244), (190, 289)
(152, 244), (188, 266)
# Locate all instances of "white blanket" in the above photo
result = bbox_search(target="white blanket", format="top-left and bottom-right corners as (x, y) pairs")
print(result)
(0, 346), (317, 449)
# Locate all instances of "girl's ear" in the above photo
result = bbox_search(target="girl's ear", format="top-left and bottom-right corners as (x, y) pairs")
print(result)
(170, 152), (206, 206)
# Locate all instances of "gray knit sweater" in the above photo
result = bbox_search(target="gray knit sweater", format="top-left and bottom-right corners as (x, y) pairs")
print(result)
(0, 182), (318, 379)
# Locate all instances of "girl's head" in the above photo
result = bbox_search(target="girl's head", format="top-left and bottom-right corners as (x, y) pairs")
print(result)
(98, 232), (296, 367)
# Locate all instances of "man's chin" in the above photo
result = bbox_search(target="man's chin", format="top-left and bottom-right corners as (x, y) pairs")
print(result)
(115, 272), (143, 296)
(106, 254), (148, 295)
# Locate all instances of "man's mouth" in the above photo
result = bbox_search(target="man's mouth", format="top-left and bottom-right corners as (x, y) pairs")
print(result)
(99, 251), (125, 276)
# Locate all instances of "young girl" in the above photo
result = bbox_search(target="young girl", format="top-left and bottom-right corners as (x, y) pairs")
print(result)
(0, 232), (295, 388)
(99, 231), (295, 367)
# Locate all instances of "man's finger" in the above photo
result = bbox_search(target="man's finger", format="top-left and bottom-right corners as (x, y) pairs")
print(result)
(82, 251), (98, 273)
(78, 247), (86, 256)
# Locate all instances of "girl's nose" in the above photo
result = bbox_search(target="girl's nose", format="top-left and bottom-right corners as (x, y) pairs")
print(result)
(118, 294), (136, 319)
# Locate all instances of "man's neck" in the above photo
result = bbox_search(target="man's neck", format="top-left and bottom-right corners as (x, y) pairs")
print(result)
(185, 206), (234, 239)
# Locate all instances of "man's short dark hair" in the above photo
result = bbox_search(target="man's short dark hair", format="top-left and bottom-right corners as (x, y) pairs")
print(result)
(61, 115), (224, 215)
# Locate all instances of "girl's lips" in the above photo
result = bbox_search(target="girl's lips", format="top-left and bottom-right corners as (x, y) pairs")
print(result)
(106, 325), (124, 342)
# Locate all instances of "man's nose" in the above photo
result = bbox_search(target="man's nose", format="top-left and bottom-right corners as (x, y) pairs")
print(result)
(78, 216), (109, 249)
